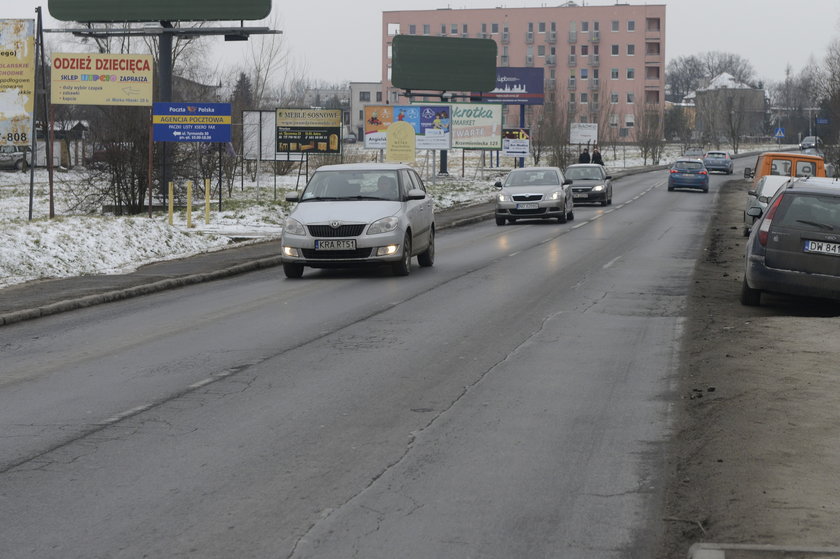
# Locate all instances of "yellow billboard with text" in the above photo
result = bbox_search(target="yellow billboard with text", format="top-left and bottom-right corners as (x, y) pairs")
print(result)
(0, 19), (36, 146)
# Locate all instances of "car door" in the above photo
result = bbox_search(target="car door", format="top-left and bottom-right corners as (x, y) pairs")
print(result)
(400, 169), (433, 252)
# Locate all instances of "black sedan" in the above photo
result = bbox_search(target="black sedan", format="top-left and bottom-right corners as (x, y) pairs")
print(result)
(564, 164), (613, 206)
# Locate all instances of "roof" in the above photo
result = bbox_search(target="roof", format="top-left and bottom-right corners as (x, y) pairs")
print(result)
(757, 151), (825, 161)
(789, 176), (840, 191)
(314, 163), (414, 171)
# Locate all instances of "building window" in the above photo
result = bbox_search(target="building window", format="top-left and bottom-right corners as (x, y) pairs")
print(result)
(627, 44), (635, 56)
(645, 90), (660, 104)
(611, 44), (619, 56)
(594, 21), (600, 31)
(626, 68), (635, 79)
(376, 91), (382, 102)
(387, 23), (400, 36)
(580, 68), (589, 80)
(492, 23), (499, 34)
(451, 23), (458, 34)
(463, 23), (468, 34)
(482, 23), (487, 34)
(646, 17), (661, 32)
(610, 113), (619, 127)
(528, 22), (534, 32)
(625, 113), (635, 127)
(423, 24), (430, 35)
(610, 92), (619, 104)
(358, 110), (364, 121)
(627, 20), (636, 32)
(645, 66), (660, 80)
(441, 24), (447, 35)
(611, 20), (619, 32)
(627, 92), (635, 103)
(611, 68), (619, 80)
(538, 45), (545, 56)
(581, 92), (589, 103)
(581, 45), (589, 56)
(360, 91), (370, 102)
(581, 21), (589, 32)
(538, 21), (546, 33)
(409, 24), (416, 35)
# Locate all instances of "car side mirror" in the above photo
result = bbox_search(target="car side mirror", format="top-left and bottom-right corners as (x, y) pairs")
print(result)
(494, 180), (503, 188)
(406, 188), (426, 200)
(744, 167), (753, 179)
(747, 190), (756, 196)
(563, 178), (573, 185)
(746, 206), (763, 218)
(285, 191), (300, 202)
(605, 175), (612, 180)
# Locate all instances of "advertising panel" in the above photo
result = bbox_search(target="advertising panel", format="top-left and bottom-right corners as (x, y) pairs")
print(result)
(0, 19), (36, 146)
(153, 102), (231, 143)
(50, 53), (154, 106)
(502, 128), (530, 157)
(364, 104), (451, 150)
(479, 67), (545, 106)
(570, 122), (598, 145)
(275, 108), (342, 154)
(439, 102), (503, 150)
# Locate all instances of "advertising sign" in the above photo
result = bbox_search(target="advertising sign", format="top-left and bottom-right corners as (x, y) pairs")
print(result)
(434, 102), (503, 150)
(0, 19), (36, 146)
(276, 108), (342, 154)
(479, 67), (545, 106)
(386, 121), (417, 163)
(570, 122), (598, 145)
(502, 128), (530, 157)
(50, 53), (154, 106)
(364, 104), (451, 150)
(153, 102), (231, 143)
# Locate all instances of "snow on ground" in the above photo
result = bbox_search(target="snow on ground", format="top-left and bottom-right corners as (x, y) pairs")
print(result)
(0, 143), (791, 289)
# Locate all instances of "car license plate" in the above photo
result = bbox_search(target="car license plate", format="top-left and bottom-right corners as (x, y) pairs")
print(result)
(804, 240), (840, 256)
(315, 239), (356, 250)
(573, 193), (587, 198)
(516, 202), (539, 209)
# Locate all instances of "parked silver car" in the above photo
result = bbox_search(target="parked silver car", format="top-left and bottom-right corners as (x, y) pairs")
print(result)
(280, 163), (435, 278)
(494, 166), (574, 225)
(742, 177), (840, 305)
(565, 163), (613, 206)
(742, 175), (792, 237)
(0, 145), (30, 171)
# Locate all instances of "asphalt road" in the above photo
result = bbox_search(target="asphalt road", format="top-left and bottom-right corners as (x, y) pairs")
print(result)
(0, 165), (741, 558)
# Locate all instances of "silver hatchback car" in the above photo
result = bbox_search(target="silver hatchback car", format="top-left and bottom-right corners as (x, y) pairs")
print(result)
(494, 166), (574, 225)
(280, 163), (435, 278)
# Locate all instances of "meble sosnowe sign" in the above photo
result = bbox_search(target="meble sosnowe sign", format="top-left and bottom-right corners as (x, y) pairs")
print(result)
(153, 103), (232, 143)
(50, 53), (154, 106)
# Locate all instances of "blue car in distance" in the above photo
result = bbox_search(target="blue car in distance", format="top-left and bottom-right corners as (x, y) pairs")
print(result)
(668, 158), (709, 193)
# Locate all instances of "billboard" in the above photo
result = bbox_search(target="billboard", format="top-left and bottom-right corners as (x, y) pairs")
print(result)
(48, 0), (271, 22)
(502, 128), (530, 157)
(426, 102), (503, 150)
(50, 53), (154, 106)
(570, 122), (598, 145)
(153, 103), (231, 143)
(391, 35), (497, 93)
(276, 108), (342, 154)
(478, 67), (545, 106)
(363, 104), (451, 150)
(0, 19), (36, 146)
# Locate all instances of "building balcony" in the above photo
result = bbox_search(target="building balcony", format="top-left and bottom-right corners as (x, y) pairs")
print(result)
(568, 31), (577, 43)
(568, 54), (577, 67)
(568, 79), (576, 91)
(501, 32), (509, 44)
(589, 54), (600, 67)
(526, 55), (534, 67)
(526, 31), (534, 44)
(546, 55), (556, 66)
(590, 78), (600, 90)
(500, 55), (509, 67)
(547, 31), (556, 44)
(590, 30), (600, 43)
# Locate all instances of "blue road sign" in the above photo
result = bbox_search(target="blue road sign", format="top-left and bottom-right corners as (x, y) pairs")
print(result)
(774, 127), (785, 139)
(153, 102), (231, 142)
(816, 118), (829, 125)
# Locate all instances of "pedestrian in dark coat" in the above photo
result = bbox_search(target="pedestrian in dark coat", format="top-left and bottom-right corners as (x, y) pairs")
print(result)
(591, 147), (604, 166)
(578, 148), (591, 164)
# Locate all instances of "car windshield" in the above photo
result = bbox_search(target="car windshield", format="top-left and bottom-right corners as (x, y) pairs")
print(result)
(565, 167), (603, 180)
(506, 170), (559, 186)
(776, 194), (840, 230)
(301, 170), (401, 201)
(674, 161), (704, 171)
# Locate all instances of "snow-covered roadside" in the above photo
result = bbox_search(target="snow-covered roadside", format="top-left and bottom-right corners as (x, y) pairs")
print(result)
(0, 143), (793, 289)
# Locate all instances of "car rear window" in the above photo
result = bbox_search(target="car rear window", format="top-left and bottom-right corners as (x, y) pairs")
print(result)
(775, 194), (840, 229)
(706, 153), (726, 159)
(674, 161), (703, 171)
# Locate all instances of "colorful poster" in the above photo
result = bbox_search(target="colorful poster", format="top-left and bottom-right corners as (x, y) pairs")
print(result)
(426, 102), (503, 150)
(275, 108), (342, 154)
(153, 102), (231, 143)
(502, 128), (530, 157)
(478, 67), (545, 106)
(50, 53), (154, 106)
(364, 104), (450, 150)
(0, 19), (36, 146)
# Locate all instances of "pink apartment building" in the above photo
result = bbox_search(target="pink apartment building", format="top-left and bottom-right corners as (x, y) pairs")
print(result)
(382, 3), (665, 142)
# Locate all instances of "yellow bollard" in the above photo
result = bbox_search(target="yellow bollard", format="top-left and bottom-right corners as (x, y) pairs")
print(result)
(186, 180), (194, 228)
(204, 178), (210, 225)
(168, 181), (174, 225)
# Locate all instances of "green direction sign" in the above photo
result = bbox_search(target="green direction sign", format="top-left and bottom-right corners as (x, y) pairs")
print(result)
(391, 35), (497, 93)
(48, 0), (271, 22)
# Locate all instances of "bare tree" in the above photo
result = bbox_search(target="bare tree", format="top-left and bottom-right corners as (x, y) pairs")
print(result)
(636, 104), (664, 165)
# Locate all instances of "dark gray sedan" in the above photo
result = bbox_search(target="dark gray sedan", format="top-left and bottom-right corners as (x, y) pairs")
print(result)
(742, 177), (840, 305)
(564, 164), (613, 206)
(703, 151), (734, 174)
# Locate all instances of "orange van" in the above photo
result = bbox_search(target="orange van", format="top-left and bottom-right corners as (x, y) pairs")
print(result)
(744, 152), (826, 187)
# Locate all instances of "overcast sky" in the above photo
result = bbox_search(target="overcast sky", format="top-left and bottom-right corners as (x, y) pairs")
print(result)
(7, 0), (840, 85)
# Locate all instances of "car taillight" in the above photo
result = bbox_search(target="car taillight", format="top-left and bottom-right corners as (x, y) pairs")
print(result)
(670, 169), (679, 173)
(699, 170), (708, 175)
(757, 193), (785, 246)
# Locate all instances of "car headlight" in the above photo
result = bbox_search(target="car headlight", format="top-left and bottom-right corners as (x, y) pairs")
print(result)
(368, 216), (400, 235)
(591, 184), (605, 192)
(284, 217), (306, 236)
(498, 192), (511, 202)
(549, 190), (563, 200)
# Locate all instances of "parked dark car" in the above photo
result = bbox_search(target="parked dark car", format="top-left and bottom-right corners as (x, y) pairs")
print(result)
(703, 150), (734, 174)
(668, 158), (709, 192)
(564, 163), (613, 206)
(741, 177), (840, 305)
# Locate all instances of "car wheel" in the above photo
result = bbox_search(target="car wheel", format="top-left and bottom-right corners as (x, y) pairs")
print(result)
(283, 263), (304, 279)
(417, 227), (434, 267)
(667, 185), (674, 191)
(600, 198), (608, 206)
(495, 216), (506, 226)
(568, 210), (574, 221)
(740, 277), (761, 306)
(15, 159), (27, 172)
(558, 201), (568, 223)
(703, 186), (709, 193)
(392, 233), (412, 276)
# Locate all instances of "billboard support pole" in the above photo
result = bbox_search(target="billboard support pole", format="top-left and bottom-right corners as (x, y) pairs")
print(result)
(148, 108), (154, 217)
